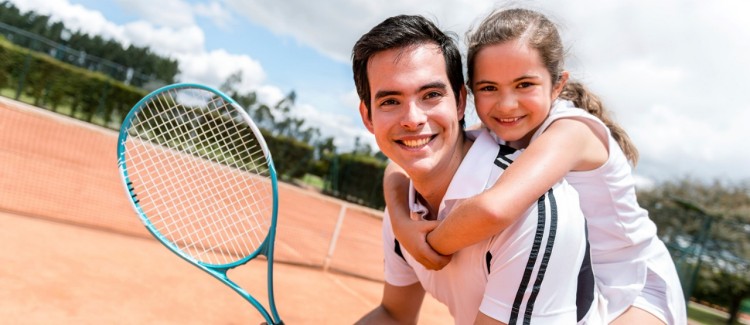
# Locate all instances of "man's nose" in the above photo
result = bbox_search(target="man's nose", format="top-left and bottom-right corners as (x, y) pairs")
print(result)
(400, 102), (427, 130)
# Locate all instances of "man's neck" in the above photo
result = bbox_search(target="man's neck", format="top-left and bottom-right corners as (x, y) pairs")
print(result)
(411, 136), (472, 218)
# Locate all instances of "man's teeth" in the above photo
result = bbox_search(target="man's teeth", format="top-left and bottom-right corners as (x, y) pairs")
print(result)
(403, 138), (430, 148)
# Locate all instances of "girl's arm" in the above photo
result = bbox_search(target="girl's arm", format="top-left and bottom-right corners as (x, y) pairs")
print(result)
(383, 162), (451, 270)
(426, 119), (608, 255)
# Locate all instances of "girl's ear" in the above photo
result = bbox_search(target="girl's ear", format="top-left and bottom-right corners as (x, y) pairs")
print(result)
(552, 71), (570, 100)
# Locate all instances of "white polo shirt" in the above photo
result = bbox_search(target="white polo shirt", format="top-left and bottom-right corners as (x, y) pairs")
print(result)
(383, 129), (595, 324)
(524, 100), (686, 324)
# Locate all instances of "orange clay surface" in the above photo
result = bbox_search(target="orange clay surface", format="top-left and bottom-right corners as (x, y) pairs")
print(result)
(0, 96), (452, 324)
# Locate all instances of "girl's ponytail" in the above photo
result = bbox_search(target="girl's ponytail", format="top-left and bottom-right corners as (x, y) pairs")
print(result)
(561, 81), (639, 165)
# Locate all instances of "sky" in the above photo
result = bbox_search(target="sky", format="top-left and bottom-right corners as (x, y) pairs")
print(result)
(6, 0), (750, 186)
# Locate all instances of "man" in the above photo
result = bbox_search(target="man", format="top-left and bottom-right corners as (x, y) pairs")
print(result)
(351, 15), (597, 324)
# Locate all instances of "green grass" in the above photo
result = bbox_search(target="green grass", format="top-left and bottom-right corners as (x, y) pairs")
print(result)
(1, 87), (117, 129)
(688, 303), (743, 325)
(0, 87), (33, 102)
(299, 173), (326, 191)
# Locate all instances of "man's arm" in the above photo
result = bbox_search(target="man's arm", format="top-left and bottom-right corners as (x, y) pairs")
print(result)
(383, 162), (451, 270)
(355, 282), (426, 324)
(474, 312), (507, 325)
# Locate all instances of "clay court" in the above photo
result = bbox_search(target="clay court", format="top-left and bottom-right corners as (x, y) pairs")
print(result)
(0, 96), (452, 324)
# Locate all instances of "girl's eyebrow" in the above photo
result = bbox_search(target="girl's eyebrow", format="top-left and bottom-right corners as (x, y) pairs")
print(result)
(513, 74), (542, 83)
(474, 74), (542, 85)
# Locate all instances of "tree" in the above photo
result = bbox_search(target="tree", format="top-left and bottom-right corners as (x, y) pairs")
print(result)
(637, 177), (750, 323)
(0, 1), (179, 85)
(373, 151), (388, 162)
(352, 136), (372, 156)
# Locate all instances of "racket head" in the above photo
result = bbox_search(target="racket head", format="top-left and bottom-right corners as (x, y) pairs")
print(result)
(117, 83), (280, 269)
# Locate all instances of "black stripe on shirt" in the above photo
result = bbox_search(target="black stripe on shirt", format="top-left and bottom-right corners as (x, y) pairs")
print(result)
(499, 144), (517, 156)
(394, 239), (406, 262)
(494, 145), (517, 169)
(494, 159), (510, 170)
(486, 251), (493, 274)
(576, 220), (595, 322)
(508, 192), (548, 325)
(523, 189), (558, 324)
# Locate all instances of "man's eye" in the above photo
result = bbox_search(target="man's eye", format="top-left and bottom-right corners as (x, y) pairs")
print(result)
(380, 99), (398, 106)
(425, 91), (443, 99)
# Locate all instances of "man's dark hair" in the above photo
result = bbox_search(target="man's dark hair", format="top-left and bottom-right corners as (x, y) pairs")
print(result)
(351, 15), (465, 127)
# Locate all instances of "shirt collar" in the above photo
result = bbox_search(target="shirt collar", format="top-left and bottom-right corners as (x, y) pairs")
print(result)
(408, 129), (499, 220)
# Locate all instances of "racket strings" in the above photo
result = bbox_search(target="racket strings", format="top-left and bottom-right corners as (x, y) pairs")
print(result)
(150, 91), (249, 169)
(168, 98), (270, 260)
(125, 87), (274, 265)
(135, 112), (267, 263)
(142, 93), (240, 255)
(180, 95), (272, 255)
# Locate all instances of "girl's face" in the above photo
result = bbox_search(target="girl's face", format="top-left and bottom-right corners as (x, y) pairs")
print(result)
(471, 39), (566, 149)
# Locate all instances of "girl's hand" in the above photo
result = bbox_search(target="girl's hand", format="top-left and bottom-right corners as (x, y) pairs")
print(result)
(393, 218), (451, 270)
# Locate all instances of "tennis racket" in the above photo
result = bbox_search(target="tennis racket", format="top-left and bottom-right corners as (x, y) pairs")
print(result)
(117, 83), (283, 324)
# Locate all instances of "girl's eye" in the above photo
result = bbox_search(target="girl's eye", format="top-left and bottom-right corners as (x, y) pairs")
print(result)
(477, 85), (496, 91)
(517, 82), (534, 89)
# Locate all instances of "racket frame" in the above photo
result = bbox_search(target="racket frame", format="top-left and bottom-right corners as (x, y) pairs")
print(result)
(117, 83), (283, 325)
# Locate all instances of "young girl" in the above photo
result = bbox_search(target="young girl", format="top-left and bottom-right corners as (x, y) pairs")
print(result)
(385, 8), (686, 324)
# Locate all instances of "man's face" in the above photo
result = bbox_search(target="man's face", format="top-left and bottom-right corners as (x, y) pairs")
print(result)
(359, 44), (466, 179)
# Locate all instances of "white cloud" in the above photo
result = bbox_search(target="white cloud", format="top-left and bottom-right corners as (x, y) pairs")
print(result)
(7, 0), (750, 182)
(6, 0), (261, 89)
(222, 0), (750, 181)
(339, 88), (361, 112)
(633, 103), (750, 181)
(111, 0), (234, 30)
(255, 85), (285, 107)
(224, 0), (492, 62)
(123, 22), (205, 56)
(193, 2), (234, 29)
(175, 49), (266, 93)
(9, 0), (125, 43)
(7, 0), (206, 56)
(543, 0), (750, 182)
(114, 0), (195, 28)
(294, 103), (376, 151)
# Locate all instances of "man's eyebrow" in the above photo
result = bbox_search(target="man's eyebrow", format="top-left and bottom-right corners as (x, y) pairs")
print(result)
(419, 81), (448, 92)
(374, 90), (401, 100)
(373, 81), (449, 100)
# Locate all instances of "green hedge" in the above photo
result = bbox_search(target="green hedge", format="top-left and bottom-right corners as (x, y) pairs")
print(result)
(0, 36), (146, 128)
(262, 129), (314, 180)
(325, 153), (387, 209)
(2, 35), (388, 208)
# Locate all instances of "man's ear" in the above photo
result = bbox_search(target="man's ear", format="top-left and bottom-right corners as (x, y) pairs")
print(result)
(457, 85), (468, 121)
(552, 71), (569, 100)
(358, 100), (375, 134)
